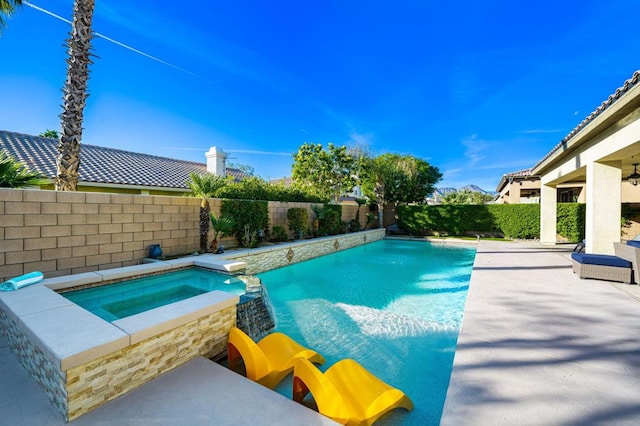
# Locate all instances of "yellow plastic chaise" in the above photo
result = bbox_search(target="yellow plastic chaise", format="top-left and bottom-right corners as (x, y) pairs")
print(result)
(292, 357), (414, 426)
(227, 327), (325, 389)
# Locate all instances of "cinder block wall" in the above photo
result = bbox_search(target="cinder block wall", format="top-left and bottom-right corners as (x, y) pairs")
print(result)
(1, 189), (372, 282)
(0, 189), (201, 281)
(265, 201), (367, 237)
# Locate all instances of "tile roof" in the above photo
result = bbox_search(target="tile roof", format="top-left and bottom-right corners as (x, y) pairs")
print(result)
(495, 169), (535, 192)
(0, 130), (248, 190)
(503, 168), (532, 179)
(533, 70), (640, 171)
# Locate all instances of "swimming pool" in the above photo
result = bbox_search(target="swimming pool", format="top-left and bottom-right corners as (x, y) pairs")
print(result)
(62, 268), (246, 321)
(258, 239), (476, 425)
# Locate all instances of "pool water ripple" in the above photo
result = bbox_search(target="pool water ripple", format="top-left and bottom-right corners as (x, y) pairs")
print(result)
(259, 239), (476, 425)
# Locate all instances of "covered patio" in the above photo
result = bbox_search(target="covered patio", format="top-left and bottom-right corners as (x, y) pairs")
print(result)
(533, 71), (640, 254)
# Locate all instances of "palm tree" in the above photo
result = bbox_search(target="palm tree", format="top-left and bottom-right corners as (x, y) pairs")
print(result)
(0, 150), (43, 188)
(54, 0), (95, 191)
(209, 213), (234, 253)
(1, 0), (95, 191)
(39, 129), (59, 139)
(0, 0), (22, 31)
(186, 172), (229, 252)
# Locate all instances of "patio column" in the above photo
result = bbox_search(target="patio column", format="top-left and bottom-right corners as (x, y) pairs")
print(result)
(585, 161), (621, 254)
(509, 181), (521, 204)
(540, 183), (557, 245)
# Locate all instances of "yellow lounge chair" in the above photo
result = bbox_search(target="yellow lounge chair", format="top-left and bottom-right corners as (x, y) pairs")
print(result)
(227, 327), (325, 389)
(292, 357), (414, 426)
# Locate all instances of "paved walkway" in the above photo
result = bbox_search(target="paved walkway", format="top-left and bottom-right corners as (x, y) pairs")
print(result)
(2, 240), (640, 425)
(442, 240), (640, 425)
(0, 336), (335, 425)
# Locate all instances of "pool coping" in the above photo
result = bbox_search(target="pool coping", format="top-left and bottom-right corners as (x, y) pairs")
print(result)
(4, 239), (640, 424)
(0, 229), (387, 421)
(0, 259), (241, 372)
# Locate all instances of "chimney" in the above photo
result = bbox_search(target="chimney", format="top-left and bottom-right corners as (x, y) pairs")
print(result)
(205, 146), (227, 177)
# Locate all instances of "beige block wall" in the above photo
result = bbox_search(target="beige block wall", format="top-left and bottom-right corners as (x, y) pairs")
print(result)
(1, 188), (374, 282)
(0, 189), (201, 282)
(264, 201), (367, 238)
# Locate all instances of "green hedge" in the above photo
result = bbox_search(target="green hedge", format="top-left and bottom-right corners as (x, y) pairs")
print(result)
(221, 199), (269, 246)
(397, 203), (585, 241)
(491, 204), (540, 239)
(556, 203), (586, 242)
(216, 177), (326, 202)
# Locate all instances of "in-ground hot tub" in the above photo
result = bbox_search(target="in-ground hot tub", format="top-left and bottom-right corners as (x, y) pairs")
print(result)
(60, 267), (247, 322)
(0, 255), (247, 421)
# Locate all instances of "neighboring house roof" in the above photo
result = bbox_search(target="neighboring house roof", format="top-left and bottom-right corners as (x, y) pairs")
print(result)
(495, 168), (534, 192)
(0, 130), (248, 190)
(269, 176), (293, 187)
(533, 70), (640, 172)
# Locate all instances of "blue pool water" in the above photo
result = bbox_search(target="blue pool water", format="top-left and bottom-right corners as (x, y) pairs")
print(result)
(62, 268), (246, 321)
(258, 239), (476, 425)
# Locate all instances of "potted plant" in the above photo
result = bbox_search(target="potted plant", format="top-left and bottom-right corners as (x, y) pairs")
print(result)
(209, 213), (234, 253)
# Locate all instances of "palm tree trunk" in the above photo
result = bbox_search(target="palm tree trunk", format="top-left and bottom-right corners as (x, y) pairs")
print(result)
(375, 180), (384, 228)
(200, 199), (211, 253)
(54, 0), (95, 191)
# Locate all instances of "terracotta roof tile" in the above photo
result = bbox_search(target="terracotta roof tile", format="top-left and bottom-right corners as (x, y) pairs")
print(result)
(0, 130), (248, 189)
(503, 168), (532, 178)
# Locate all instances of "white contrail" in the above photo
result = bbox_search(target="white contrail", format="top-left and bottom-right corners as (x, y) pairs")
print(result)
(159, 147), (293, 157)
(24, 1), (203, 80)
(227, 149), (292, 156)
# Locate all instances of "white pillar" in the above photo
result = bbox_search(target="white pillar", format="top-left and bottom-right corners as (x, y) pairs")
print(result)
(540, 183), (557, 245)
(585, 161), (621, 254)
(205, 147), (227, 177)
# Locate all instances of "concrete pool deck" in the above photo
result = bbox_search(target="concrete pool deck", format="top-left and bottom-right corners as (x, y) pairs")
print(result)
(442, 240), (640, 425)
(1, 240), (640, 424)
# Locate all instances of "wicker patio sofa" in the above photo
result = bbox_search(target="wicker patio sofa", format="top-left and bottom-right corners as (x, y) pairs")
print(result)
(571, 252), (633, 284)
(613, 241), (640, 284)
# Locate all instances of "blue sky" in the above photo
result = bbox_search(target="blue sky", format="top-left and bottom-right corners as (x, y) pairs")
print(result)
(0, 0), (638, 191)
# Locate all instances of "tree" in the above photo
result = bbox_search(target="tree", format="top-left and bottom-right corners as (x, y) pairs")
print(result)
(361, 153), (441, 227)
(442, 189), (493, 205)
(186, 172), (228, 252)
(0, 0), (22, 31)
(227, 161), (255, 176)
(39, 129), (59, 139)
(209, 213), (234, 253)
(54, 0), (96, 191)
(291, 142), (357, 202)
(1, 1), (95, 192)
(0, 150), (43, 188)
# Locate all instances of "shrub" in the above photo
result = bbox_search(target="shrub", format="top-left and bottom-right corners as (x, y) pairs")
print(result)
(221, 199), (269, 247)
(556, 203), (585, 242)
(490, 204), (540, 239)
(312, 204), (343, 236)
(242, 224), (258, 248)
(287, 208), (309, 239)
(271, 225), (288, 242)
(216, 176), (326, 202)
